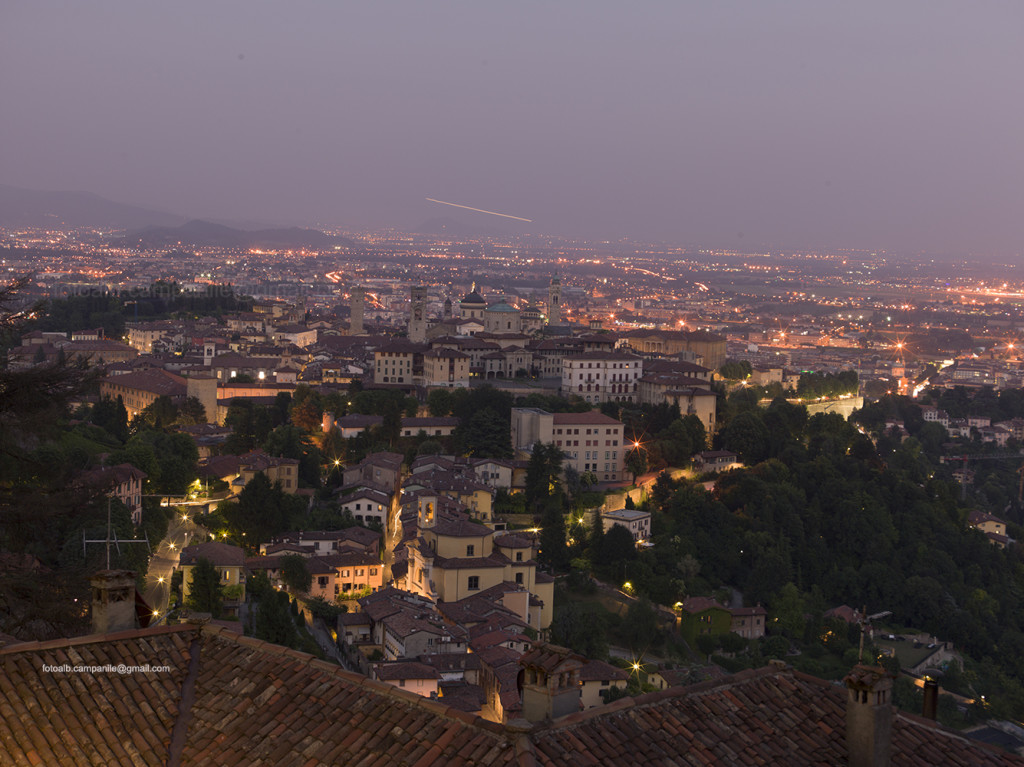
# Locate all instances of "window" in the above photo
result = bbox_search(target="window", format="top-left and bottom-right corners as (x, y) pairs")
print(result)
(468, 576), (480, 591)
(318, 576), (328, 587)
(370, 568), (377, 576)
(466, 544), (475, 556)
(515, 572), (523, 584)
(516, 551), (523, 562)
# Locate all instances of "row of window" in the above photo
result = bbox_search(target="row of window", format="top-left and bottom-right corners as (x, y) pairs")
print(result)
(556, 440), (619, 448)
(570, 361), (634, 369)
(581, 451), (618, 460)
(555, 427), (617, 436)
(338, 568), (377, 577)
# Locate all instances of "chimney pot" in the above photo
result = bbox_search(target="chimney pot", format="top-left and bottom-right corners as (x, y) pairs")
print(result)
(922, 679), (939, 720)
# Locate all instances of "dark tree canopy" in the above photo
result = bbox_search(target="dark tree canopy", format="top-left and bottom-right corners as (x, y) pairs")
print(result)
(186, 557), (224, 618)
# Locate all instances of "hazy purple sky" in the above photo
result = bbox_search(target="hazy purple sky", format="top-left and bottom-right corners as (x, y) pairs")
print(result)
(3, 2), (1023, 255)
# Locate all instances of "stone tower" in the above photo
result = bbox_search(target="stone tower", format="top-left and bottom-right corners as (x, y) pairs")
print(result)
(349, 286), (365, 335)
(408, 285), (428, 343)
(547, 276), (561, 325)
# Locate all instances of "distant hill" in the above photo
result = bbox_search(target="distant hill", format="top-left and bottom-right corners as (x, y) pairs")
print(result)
(0, 184), (187, 230)
(115, 219), (357, 250)
(416, 217), (509, 237)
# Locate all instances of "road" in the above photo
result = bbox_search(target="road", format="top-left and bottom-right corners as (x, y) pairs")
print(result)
(142, 510), (205, 620)
(382, 487), (402, 584)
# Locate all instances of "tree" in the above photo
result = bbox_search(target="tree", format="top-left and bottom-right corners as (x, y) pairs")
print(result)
(416, 439), (444, 457)
(221, 472), (300, 549)
(598, 524), (637, 581)
(525, 442), (563, 510)
(455, 407), (512, 458)
(108, 430), (198, 494)
(550, 601), (609, 659)
(625, 447), (648, 484)
(719, 360), (752, 380)
(720, 410), (769, 464)
(427, 388), (454, 417)
(253, 589), (298, 648)
(621, 598), (662, 653)
(280, 554), (312, 594)
(264, 424), (322, 488)
(538, 495), (570, 572)
(90, 395), (128, 442)
(770, 583), (807, 638)
(179, 396), (207, 426)
(186, 557), (224, 618)
(695, 633), (719, 656)
(289, 388), (323, 433)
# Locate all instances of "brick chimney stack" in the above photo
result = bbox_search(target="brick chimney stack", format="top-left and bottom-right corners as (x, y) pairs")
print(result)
(844, 664), (893, 767)
(518, 643), (585, 723)
(90, 569), (138, 634)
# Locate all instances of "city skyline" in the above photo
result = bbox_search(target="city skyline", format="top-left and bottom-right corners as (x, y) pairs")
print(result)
(3, 1), (1024, 257)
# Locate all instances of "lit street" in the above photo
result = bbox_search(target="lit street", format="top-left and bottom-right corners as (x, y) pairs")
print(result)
(143, 510), (204, 620)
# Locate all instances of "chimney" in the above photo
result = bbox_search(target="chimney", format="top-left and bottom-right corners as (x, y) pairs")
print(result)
(90, 569), (138, 634)
(844, 664), (893, 767)
(518, 643), (586, 723)
(922, 678), (939, 720)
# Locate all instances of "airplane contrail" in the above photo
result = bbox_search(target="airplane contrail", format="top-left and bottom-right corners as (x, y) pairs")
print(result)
(425, 197), (533, 222)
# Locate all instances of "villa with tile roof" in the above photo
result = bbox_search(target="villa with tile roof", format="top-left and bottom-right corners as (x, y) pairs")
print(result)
(406, 494), (554, 631)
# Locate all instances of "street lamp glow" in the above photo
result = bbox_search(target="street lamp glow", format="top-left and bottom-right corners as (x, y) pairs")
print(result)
(157, 576), (165, 584)
(632, 662), (641, 672)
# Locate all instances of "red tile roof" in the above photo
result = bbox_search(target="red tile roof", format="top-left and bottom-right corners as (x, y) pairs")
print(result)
(2, 627), (1020, 767)
(529, 666), (1023, 767)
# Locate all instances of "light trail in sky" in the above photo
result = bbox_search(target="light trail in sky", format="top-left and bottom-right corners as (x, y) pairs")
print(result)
(425, 198), (532, 222)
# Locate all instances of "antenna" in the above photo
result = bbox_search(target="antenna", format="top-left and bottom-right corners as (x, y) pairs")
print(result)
(82, 497), (151, 566)
(857, 606), (892, 663)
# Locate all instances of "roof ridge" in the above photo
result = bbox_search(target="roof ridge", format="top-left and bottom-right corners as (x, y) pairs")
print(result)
(534, 665), (788, 731)
(0, 623), (198, 655)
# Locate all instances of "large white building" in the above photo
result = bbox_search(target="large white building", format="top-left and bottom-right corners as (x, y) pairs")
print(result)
(511, 408), (626, 482)
(561, 351), (642, 405)
(601, 508), (652, 543)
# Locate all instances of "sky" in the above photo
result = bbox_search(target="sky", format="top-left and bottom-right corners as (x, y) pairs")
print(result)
(2, 1), (1023, 256)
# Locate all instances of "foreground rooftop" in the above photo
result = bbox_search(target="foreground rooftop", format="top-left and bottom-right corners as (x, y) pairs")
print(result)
(1, 624), (1020, 766)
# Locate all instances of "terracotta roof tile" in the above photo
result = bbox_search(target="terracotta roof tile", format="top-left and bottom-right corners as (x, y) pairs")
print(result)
(3, 625), (1022, 766)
